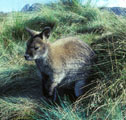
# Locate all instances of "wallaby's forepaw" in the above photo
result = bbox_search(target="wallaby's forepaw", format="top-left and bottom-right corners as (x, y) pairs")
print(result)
(46, 88), (57, 102)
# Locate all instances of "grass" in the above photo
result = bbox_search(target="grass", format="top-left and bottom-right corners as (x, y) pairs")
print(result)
(0, 0), (126, 119)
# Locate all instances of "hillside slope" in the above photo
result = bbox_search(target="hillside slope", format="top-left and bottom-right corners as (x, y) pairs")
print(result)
(21, 3), (126, 16)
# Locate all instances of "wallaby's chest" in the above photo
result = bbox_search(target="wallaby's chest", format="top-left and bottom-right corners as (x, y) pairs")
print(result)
(35, 59), (52, 76)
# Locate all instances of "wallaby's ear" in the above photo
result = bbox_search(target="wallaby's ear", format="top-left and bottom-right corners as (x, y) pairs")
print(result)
(40, 27), (51, 40)
(25, 27), (40, 37)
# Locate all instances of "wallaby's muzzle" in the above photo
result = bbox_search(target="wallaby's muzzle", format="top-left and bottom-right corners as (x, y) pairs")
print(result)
(24, 54), (33, 61)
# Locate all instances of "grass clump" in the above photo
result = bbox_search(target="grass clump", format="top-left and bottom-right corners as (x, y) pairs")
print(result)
(0, 0), (126, 119)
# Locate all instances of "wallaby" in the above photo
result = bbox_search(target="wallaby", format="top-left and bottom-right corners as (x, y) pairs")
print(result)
(24, 27), (95, 100)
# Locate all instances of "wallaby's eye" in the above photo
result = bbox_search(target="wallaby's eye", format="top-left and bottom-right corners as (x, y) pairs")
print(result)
(34, 46), (39, 50)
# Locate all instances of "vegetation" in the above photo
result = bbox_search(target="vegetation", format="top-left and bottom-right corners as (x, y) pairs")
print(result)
(0, 0), (126, 119)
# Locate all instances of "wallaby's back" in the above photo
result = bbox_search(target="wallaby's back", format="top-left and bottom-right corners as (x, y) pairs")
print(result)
(49, 37), (95, 72)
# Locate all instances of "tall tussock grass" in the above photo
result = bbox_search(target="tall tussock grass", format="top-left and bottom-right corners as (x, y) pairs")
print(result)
(0, 0), (126, 119)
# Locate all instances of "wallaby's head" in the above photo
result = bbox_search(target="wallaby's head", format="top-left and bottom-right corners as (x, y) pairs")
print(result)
(24, 27), (51, 61)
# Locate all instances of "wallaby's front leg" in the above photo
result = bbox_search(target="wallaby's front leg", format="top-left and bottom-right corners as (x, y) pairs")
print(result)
(46, 73), (65, 99)
(45, 81), (58, 96)
(48, 82), (58, 96)
(44, 81), (58, 101)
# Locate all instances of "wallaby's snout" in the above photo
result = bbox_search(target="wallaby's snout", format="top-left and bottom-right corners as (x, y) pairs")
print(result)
(24, 54), (31, 61)
(24, 47), (35, 61)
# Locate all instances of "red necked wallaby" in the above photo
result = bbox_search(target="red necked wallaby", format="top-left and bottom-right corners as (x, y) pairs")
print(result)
(24, 27), (95, 100)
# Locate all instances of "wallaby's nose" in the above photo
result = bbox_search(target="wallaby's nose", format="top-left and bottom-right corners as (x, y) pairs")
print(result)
(24, 54), (30, 60)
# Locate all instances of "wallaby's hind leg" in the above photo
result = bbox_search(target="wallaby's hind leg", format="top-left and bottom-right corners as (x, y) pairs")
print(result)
(74, 80), (86, 97)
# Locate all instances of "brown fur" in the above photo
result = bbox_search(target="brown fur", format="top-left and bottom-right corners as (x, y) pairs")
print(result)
(25, 27), (95, 100)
